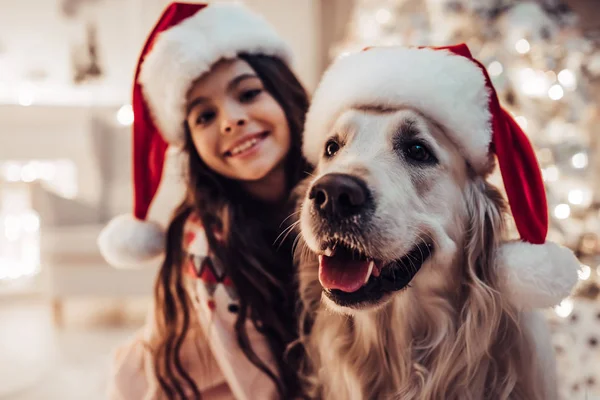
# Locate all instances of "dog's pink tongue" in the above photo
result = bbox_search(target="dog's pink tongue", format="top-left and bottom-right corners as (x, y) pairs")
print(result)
(318, 255), (372, 293)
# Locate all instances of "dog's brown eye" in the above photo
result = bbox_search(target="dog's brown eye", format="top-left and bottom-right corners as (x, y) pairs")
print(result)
(406, 143), (433, 163)
(325, 139), (340, 158)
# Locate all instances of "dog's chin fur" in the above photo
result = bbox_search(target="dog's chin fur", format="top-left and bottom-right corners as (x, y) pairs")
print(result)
(321, 289), (391, 316)
(292, 110), (557, 400)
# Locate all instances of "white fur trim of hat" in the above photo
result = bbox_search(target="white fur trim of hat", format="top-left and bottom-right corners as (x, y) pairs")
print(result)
(302, 46), (492, 173)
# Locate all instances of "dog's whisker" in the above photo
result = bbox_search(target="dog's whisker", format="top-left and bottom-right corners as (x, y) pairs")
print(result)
(291, 234), (301, 254)
(416, 233), (425, 268)
(280, 210), (302, 227)
(274, 220), (300, 248)
(274, 222), (296, 245)
(407, 256), (417, 277)
(415, 228), (440, 255)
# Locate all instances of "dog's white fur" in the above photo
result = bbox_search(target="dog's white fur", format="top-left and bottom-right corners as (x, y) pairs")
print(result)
(295, 108), (557, 400)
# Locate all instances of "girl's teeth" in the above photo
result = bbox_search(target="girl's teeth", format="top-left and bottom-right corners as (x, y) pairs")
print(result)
(231, 138), (260, 155)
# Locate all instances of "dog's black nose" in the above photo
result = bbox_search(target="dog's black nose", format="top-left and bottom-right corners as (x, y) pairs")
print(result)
(309, 173), (370, 219)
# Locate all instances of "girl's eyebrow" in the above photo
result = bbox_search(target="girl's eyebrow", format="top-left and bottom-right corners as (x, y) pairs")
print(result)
(226, 73), (259, 91)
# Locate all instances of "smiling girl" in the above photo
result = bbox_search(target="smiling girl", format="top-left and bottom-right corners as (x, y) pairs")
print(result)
(98, 3), (311, 399)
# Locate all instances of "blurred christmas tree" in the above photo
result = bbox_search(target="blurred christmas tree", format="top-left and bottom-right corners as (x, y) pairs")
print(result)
(333, 1), (600, 398)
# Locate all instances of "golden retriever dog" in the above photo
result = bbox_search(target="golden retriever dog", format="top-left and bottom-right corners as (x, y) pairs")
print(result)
(292, 44), (579, 400)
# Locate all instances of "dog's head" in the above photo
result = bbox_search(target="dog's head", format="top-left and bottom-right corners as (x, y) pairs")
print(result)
(297, 45), (578, 315)
(296, 46), (501, 313)
(299, 106), (476, 311)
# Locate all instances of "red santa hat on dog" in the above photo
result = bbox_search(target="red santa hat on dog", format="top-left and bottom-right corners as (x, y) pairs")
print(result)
(303, 44), (579, 308)
(97, 1), (292, 268)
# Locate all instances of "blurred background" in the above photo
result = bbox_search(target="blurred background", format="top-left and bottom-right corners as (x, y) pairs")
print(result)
(0, 0), (598, 398)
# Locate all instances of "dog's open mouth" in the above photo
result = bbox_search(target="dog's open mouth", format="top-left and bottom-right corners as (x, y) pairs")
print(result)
(318, 240), (434, 307)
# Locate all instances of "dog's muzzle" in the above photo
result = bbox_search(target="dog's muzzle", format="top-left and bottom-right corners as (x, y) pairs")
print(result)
(309, 173), (372, 221)
(305, 173), (433, 309)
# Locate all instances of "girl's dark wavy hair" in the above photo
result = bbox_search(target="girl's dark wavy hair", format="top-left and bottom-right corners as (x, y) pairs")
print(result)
(151, 53), (311, 399)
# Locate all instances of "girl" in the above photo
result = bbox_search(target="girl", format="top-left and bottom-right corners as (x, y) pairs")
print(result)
(98, 2), (311, 399)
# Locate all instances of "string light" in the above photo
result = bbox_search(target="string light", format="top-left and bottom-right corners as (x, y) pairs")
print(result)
(515, 39), (530, 54)
(117, 105), (134, 126)
(554, 298), (573, 318)
(519, 68), (549, 97)
(375, 8), (392, 24)
(487, 61), (503, 77)
(568, 189), (584, 205)
(571, 152), (588, 169)
(557, 69), (576, 90)
(554, 204), (570, 219)
(548, 84), (564, 100)
(567, 188), (592, 207)
(578, 264), (591, 280)
(542, 166), (559, 182)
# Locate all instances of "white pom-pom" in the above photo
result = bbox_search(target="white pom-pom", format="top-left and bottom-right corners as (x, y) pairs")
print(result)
(97, 214), (165, 269)
(498, 240), (579, 309)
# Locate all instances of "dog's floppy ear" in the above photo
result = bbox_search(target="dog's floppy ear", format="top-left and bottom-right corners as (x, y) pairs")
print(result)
(463, 178), (506, 285)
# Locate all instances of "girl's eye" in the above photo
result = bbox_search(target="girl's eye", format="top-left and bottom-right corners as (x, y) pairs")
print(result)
(240, 89), (262, 102)
(196, 111), (216, 126)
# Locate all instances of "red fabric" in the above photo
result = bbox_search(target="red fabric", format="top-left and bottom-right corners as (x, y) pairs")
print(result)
(207, 300), (217, 310)
(131, 2), (207, 220)
(464, 51), (548, 244)
(223, 276), (234, 287)
(184, 231), (196, 247)
(184, 258), (197, 277)
(496, 109), (548, 244)
(199, 259), (219, 284)
(445, 44), (548, 243)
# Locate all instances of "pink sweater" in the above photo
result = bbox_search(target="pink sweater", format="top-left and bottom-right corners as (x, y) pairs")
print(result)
(107, 215), (280, 399)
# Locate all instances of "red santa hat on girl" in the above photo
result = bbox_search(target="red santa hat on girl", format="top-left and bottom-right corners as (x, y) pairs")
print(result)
(303, 43), (579, 308)
(97, 1), (292, 268)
